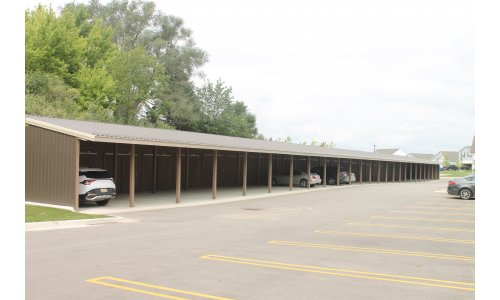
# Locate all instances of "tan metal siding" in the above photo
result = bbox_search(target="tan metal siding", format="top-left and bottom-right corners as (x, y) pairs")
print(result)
(25, 125), (77, 208)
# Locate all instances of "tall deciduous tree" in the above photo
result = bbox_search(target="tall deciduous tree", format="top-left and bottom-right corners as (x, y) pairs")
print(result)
(108, 46), (168, 124)
(195, 79), (258, 138)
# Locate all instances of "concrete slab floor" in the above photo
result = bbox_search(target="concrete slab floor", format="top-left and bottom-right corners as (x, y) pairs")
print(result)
(79, 179), (442, 215)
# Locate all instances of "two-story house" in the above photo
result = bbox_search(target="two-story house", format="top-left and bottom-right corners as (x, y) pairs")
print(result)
(431, 151), (459, 168)
(458, 146), (474, 170)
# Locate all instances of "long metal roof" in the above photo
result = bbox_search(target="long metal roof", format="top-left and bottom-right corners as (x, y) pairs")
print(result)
(25, 115), (437, 164)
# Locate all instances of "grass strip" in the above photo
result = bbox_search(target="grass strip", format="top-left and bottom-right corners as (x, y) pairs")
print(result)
(439, 170), (474, 177)
(25, 205), (111, 223)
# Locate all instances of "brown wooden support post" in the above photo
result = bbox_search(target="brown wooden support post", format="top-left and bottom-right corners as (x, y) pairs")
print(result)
(307, 156), (311, 189)
(212, 150), (217, 199)
(242, 152), (247, 196)
(405, 163), (407, 182)
(385, 161), (388, 183)
(420, 164), (422, 182)
(359, 160), (363, 185)
(323, 157), (327, 187)
(114, 143), (118, 187)
(392, 162), (395, 183)
(175, 147), (181, 203)
(289, 155), (294, 191)
(378, 161), (381, 184)
(399, 162), (401, 183)
(75, 139), (80, 212)
(257, 153), (261, 186)
(237, 152), (240, 187)
(130, 144), (135, 207)
(349, 159), (352, 185)
(185, 148), (189, 191)
(153, 146), (157, 193)
(268, 153), (272, 193)
(410, 163), (413, 183)
(369, 160), (372, 184)
(336, 158), (340, 186)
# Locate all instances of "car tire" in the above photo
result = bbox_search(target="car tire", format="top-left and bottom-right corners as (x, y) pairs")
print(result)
(311, 184), (315, 187)
(328, 177), (335, 185)
(96, 199), (110, 206)
(272, 178), (277, 186)
(300, 179), (307, 187)
(459, 188), (472, 200)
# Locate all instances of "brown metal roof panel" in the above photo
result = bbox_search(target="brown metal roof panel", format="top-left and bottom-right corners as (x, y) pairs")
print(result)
(25, 115), (437, 164)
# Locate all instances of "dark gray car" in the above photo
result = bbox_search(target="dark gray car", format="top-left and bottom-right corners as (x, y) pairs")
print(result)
(447, 174), (475, 200)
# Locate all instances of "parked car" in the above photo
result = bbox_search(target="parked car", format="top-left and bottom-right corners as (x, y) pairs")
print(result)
(79, 168), (116, 206)
(447, 174), (475, 200)
(272, 170), (321, 187)
(439, 167), (446, 171)
(446, 166), (459, 171)
(310, 166), (355, 185)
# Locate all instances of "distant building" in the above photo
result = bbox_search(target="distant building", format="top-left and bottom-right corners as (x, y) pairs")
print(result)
(431, 151), (459, 168)
(470, 136), (475, 170)
(375, 149), (407, 156)
(407, 153), (434, 160)
(458, 146), (473, 170)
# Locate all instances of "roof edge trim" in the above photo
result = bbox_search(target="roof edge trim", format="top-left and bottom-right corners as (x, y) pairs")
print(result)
(26, 118), (95, 141)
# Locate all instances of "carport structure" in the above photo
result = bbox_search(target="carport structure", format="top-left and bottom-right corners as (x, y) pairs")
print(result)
(25, 115), (440, 212)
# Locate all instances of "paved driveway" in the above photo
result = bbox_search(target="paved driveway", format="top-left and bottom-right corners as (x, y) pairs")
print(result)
(26, 179), (474, 299)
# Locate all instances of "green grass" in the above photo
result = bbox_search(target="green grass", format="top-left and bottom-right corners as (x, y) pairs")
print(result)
(25, 205), (111, 223)
(439, 170), (474, 177)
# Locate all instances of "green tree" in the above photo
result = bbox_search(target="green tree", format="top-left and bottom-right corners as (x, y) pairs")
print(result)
(456, 158), (463, 170)
(108, 46), (168, 124)
(442, 154), (451, 170)
(26, 4), (118, 111)
(195, 79), (258, 138)
(25, 5), (87, 87)
(83, 0), (209, 129)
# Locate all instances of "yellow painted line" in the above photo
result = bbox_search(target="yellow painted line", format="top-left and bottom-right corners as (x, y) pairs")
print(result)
(418, 202), (475, 205)
(86, 276), (234, 300)
(315, 230), (474, 244)
(406, 206), (475, 210)
(372, 216), (474, 223)
(268, 241), (475, 261)
(348, 223), (475, 232)
(200, 255), (474, 291)
(391, 211), (474, 216)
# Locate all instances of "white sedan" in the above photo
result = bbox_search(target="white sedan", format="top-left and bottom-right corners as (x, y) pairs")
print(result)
(272, 170), (322, 187)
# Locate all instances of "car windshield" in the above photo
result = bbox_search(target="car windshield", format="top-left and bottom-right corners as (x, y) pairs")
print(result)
(82, 171), (111, 179)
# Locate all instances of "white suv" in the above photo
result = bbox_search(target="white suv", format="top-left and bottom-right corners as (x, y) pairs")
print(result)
(79, 168), (116, 206)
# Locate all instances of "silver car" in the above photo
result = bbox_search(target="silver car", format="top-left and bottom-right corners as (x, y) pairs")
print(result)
(272, 170), (322, 187)
(447, 174), (475, 200)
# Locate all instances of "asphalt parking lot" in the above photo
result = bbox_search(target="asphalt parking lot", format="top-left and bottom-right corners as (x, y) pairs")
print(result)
(25, 179), (474, 300)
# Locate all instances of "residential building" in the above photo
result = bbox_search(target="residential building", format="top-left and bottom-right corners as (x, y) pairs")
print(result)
(470, 136), (475, 170)
(431, 151), (459, 168)
(407, 153), (434, 160)
(457, 146), (473, 170)
(375, 149), (407, 156)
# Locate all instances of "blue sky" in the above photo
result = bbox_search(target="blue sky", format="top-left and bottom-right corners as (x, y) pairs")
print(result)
(25, 0), (475, 155)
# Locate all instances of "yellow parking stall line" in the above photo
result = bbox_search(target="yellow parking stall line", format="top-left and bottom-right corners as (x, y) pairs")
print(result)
(372, 216), (474, 223)
(86, 276), (234, 300)
(268, 241), (475, 261)
(200, 255), (474, 291)
(315, 230), (474, 244)
(418, 202), (475, 205)
(347, 223), (475, 232)
(428, 198), (475, 201)
(391, 211), (474, 216)
(406, 206), (475, 210)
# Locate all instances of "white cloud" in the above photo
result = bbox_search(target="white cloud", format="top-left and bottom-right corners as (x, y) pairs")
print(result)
(26, 0), (475, 154)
